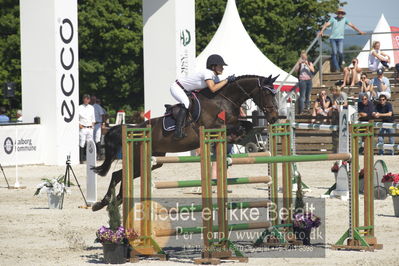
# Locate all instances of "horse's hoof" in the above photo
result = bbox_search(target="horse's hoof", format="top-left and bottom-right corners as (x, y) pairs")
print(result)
(91, 201), (107, 212)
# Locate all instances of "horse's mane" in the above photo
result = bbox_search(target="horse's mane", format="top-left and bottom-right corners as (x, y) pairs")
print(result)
(198, 74), (265, 98)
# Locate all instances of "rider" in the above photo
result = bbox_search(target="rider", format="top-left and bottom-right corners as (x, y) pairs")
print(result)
(170, 54), (236, 139)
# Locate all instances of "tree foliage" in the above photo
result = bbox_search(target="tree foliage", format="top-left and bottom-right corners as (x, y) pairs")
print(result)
(1, 0), (342, 113)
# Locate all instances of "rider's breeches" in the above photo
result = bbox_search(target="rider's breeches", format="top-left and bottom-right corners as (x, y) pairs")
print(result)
(170, 83), (190, 109)
(79, 128), (93, 148)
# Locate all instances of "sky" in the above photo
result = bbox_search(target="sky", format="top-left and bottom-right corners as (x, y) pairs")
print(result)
(343, 0), (399, 31)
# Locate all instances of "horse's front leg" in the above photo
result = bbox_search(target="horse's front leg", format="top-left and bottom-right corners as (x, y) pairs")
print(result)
(92, 169), (122, 211)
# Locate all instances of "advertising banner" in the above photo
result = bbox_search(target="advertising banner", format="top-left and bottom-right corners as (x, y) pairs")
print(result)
(391, 26), (399, 65)
(0, 125), (42, 166)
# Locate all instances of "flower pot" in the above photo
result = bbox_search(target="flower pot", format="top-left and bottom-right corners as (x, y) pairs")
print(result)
(102, 243), (127, 264)
(383, 182), (393, 193)
(294, 227), (312, 245)
(392, 197), (399, 217)
(48, 193), (63, 209)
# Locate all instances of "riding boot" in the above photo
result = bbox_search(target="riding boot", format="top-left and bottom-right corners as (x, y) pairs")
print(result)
(79, 147), (85, 164)
(173, 107), (188, 140)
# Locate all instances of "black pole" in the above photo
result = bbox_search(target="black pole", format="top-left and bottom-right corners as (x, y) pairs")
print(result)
(0, 163), (10, 188)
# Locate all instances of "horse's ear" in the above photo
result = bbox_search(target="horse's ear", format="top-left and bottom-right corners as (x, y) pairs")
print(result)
(271, 75), (280, 83)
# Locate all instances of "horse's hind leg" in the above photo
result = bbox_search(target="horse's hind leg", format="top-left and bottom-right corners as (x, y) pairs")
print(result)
(91, 169), (122, 212)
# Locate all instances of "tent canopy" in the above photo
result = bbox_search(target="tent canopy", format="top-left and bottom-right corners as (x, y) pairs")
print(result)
(195, 0), (297, 90)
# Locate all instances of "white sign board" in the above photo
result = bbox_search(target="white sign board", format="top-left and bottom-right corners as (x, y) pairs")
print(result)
(143, 0), (195, 117)
(86, 140), (97, 204)
(0, 125), (42, 166)
(20, 0), (79, 165)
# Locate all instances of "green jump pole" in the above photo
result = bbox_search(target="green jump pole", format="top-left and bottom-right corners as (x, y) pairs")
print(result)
(155, 176), (271, 189)
(155, 221), (272, 237)
(153, 152), (271, 164)
(155, 200), (271, 214)
(230, 153), (351, 164)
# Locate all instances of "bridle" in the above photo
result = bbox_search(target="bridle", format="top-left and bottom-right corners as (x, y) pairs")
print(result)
(233, 78), (277, 113)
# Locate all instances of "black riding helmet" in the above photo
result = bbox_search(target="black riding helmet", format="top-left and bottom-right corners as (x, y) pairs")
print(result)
(206, 54), (228, 69)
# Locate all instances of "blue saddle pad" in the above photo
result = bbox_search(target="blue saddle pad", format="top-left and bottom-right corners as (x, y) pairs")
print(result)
(162, 93), (201, 132)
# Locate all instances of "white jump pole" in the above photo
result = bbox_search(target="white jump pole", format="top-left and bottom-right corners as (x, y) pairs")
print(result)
(86, 139), (97, 205)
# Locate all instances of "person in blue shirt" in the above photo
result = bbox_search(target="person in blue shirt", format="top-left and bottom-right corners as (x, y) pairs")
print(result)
(373, 94), (394, 155)
(370, 68), (391, 99)
(318, 8), (365, 72)
(0, 107), (10, 123)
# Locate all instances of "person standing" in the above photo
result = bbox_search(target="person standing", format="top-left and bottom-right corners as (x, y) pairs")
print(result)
(295, 51), (314, 114)
(318, 8), (365, 72)
(91, 95), (106, 158)
(373, 94), (394, 155)
(79, 94), (95, 163)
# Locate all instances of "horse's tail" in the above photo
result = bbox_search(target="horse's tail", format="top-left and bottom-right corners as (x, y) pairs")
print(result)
(92, 125), (122, 176)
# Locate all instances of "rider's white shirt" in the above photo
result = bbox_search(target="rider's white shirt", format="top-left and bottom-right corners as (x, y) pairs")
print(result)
(79, 104), (95, 127)
(177, 69), (220, 91)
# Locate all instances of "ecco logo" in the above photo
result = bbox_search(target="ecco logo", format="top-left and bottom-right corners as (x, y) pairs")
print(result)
(59, 18), (75, 123)
(4, 137), (13, 155)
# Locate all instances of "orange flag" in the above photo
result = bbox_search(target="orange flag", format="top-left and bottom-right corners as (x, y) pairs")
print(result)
(144, 110), (151, 120)
(217, 111), (226, 122)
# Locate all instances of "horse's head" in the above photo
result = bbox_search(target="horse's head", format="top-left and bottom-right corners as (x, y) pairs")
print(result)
(251, 75), (279, 124)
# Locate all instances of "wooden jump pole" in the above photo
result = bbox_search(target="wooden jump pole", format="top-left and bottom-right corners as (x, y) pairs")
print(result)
(154, 176), (271, 189)
(153, 151), (271, 164)
(121, 125), (166, 261)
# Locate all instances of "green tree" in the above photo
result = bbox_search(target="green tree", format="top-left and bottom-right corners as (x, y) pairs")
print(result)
(78, 0), (143, 111)
(344, 45), (362, 66)
(0, 0), (20, 111)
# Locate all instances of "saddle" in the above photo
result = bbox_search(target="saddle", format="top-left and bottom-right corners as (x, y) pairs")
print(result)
(162, 92), (201, 133)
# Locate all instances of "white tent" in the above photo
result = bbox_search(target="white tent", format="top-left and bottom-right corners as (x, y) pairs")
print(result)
(356, 14), (396, 68)
(195, 0), (297, 90)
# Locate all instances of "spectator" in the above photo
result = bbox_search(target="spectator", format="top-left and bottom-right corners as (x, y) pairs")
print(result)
(370, 68), (391, 99)
(368, 41), (391, 71)
(358, 73), (376, 101)
(342, 58), (362, 87)
(91, 95), (106, 158)
(358, 94), (375, 120)
(373, 94), (394, 155)
(16, 110), (23, 122)
(295, 50), (315, 114)
(0, 107), (10, 123)
(311, 90), (333, 122)
(79, 94), (95, 164)
(331, 86), (348, 108)
(318, 8), (365, 72)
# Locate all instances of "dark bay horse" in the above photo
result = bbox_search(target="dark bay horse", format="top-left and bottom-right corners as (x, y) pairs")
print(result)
(92, 75), (279, 211)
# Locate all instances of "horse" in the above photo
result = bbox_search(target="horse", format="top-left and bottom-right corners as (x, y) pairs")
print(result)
(91, 74), (280, 211)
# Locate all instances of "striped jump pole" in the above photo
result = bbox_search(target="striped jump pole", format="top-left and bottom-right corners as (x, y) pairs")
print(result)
(228, 153), (351, 165)
(155, 176), (271, 189)
(375, 143), (399, 151)
(291, 122), (338, 131)
(155, 200), (271, 214)
(373, 122), (399, 129)
(152, 151), (271, 164)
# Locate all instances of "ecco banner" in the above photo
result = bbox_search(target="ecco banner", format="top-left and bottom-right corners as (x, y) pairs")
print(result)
(20, 0), (79, 165)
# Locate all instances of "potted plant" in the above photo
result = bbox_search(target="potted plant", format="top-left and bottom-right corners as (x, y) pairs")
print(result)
(382, 173), (399, 192)
(293, 173), (321, 245)
(95, 188), (139, 264)
(34, 176), (70, 209)
(388, 177), (399, 217)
